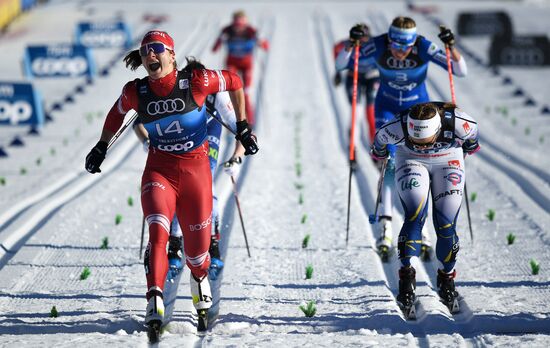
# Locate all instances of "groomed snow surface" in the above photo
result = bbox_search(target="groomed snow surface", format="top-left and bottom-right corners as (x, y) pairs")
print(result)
(1, 1), (549, 347)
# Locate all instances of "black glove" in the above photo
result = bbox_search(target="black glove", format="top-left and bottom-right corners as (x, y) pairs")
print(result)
(438, 27), (455, 47)
(349, 24), (366, 45)
(333, 72), (342, 86)
(462, 139), (480, 156)
(370, 144), (388, 160)
(235, 120), (259, 155)
(85, 141), (108, 173)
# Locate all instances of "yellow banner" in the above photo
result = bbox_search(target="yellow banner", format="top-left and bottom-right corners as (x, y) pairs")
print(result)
(0, 0), (22, 31)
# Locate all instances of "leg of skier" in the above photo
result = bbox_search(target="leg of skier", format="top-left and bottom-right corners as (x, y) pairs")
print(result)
(240, 57), (254, 127)
(167, 218), (184, 280)
(206, 119), (224, 280)
(375, 108), (397, 257)
(141, 170), (178, 325)
(395, 158), (430, 317)
(174, 149), (214, 325)
(431, 155), (464, 313)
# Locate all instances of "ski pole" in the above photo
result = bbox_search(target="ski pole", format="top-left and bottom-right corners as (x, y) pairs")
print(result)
(463, 183), (474, 242)
(369, 158), (388, 224)
(230, 175), (251, 257)
(107, 112), (138, 150)
(345, 43), (360, 245)
(139, 215), (146, 259)
(440, 25), (474, 242)
(209, 111), (237, 136)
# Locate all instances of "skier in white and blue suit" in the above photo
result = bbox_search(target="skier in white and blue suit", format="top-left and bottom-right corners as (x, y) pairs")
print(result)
(371, 101), (479, 312)
(336, 16), (467, 258)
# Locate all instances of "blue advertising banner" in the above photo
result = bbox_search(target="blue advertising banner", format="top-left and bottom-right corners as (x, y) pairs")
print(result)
(0, 82), (44, 127)
(75, 21), (132, 48)
(21, 0), (36, 11)
(24, 44), (96, 78)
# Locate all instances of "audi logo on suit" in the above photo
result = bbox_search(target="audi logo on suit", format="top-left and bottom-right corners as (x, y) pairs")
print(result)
(146, 98), (186, 115)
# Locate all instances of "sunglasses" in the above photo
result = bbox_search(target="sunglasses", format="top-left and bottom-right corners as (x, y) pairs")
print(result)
(390, 41), (413, 52)
(139, 42), (171, 57)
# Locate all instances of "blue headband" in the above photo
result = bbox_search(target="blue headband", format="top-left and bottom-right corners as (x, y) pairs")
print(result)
(388, 25), (417, 46)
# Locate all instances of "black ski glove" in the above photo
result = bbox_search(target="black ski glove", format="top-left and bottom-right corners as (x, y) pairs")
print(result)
(235, 120), (259, 155)
(333, 72), (342, 86)
(462, 139), (480, 156)
(85, 141), (108, 173)
(438, 27), (455, 47)
(349, 24), (366, 45)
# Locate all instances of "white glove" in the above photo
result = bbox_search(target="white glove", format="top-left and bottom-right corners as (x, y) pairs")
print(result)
(223, 157), (242, 177)
(142, 139), (150, 153)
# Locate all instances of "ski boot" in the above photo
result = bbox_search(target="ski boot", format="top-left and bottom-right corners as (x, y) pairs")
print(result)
(419, 226), (433, 262)
(145, 286), (164, 343)
(396, 266), (417, 320)
(376, 217), (393, 262)
(437, 269), (460, 313)
(190, 273), (213, 332)
(167, 235), (184, 281)
(208, 234), (224, 281)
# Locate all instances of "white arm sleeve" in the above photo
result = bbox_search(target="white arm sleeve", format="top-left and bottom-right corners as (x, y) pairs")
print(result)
(454, 109), (478, 141)
(214, 91), (237, 133)
(335, 47), (352, 71)
(374, 119), (405, 146)
(451, 55), (468, 77)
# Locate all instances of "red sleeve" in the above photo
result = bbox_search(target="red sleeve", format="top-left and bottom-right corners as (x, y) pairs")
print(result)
(333, 40), (346, 59)
(103, 80), (139, 133)
(212, 26), (231, 52)
(247, 26), (258, 39)
(190, 69), (242, 106)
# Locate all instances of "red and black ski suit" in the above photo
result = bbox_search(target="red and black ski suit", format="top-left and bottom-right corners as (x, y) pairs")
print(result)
(103, 68), (243, 292)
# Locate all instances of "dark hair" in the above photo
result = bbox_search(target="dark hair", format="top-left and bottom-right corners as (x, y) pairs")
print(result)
(123, 49), (178, 71)
(123, 49), (142, 71)
(183, 56), (206, 72)
(391, 16), (416, 29)
(409, 102), (439, 120)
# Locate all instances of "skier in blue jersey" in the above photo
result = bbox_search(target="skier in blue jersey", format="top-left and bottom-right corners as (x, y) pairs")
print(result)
(134, 60), (246, 282)
(371, 101), (479, 316)
(336, 16), (467, 260)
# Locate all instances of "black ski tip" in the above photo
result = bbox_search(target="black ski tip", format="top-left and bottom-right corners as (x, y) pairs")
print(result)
(197, 309), (209, 332)
(405, 305), (417, 320)
(147, 320), (162, 343)
(443, 298), (460, 314)
(377, 246), (390, 263)
(397, 302), (416, 320)
(397, 299), (417, 320)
